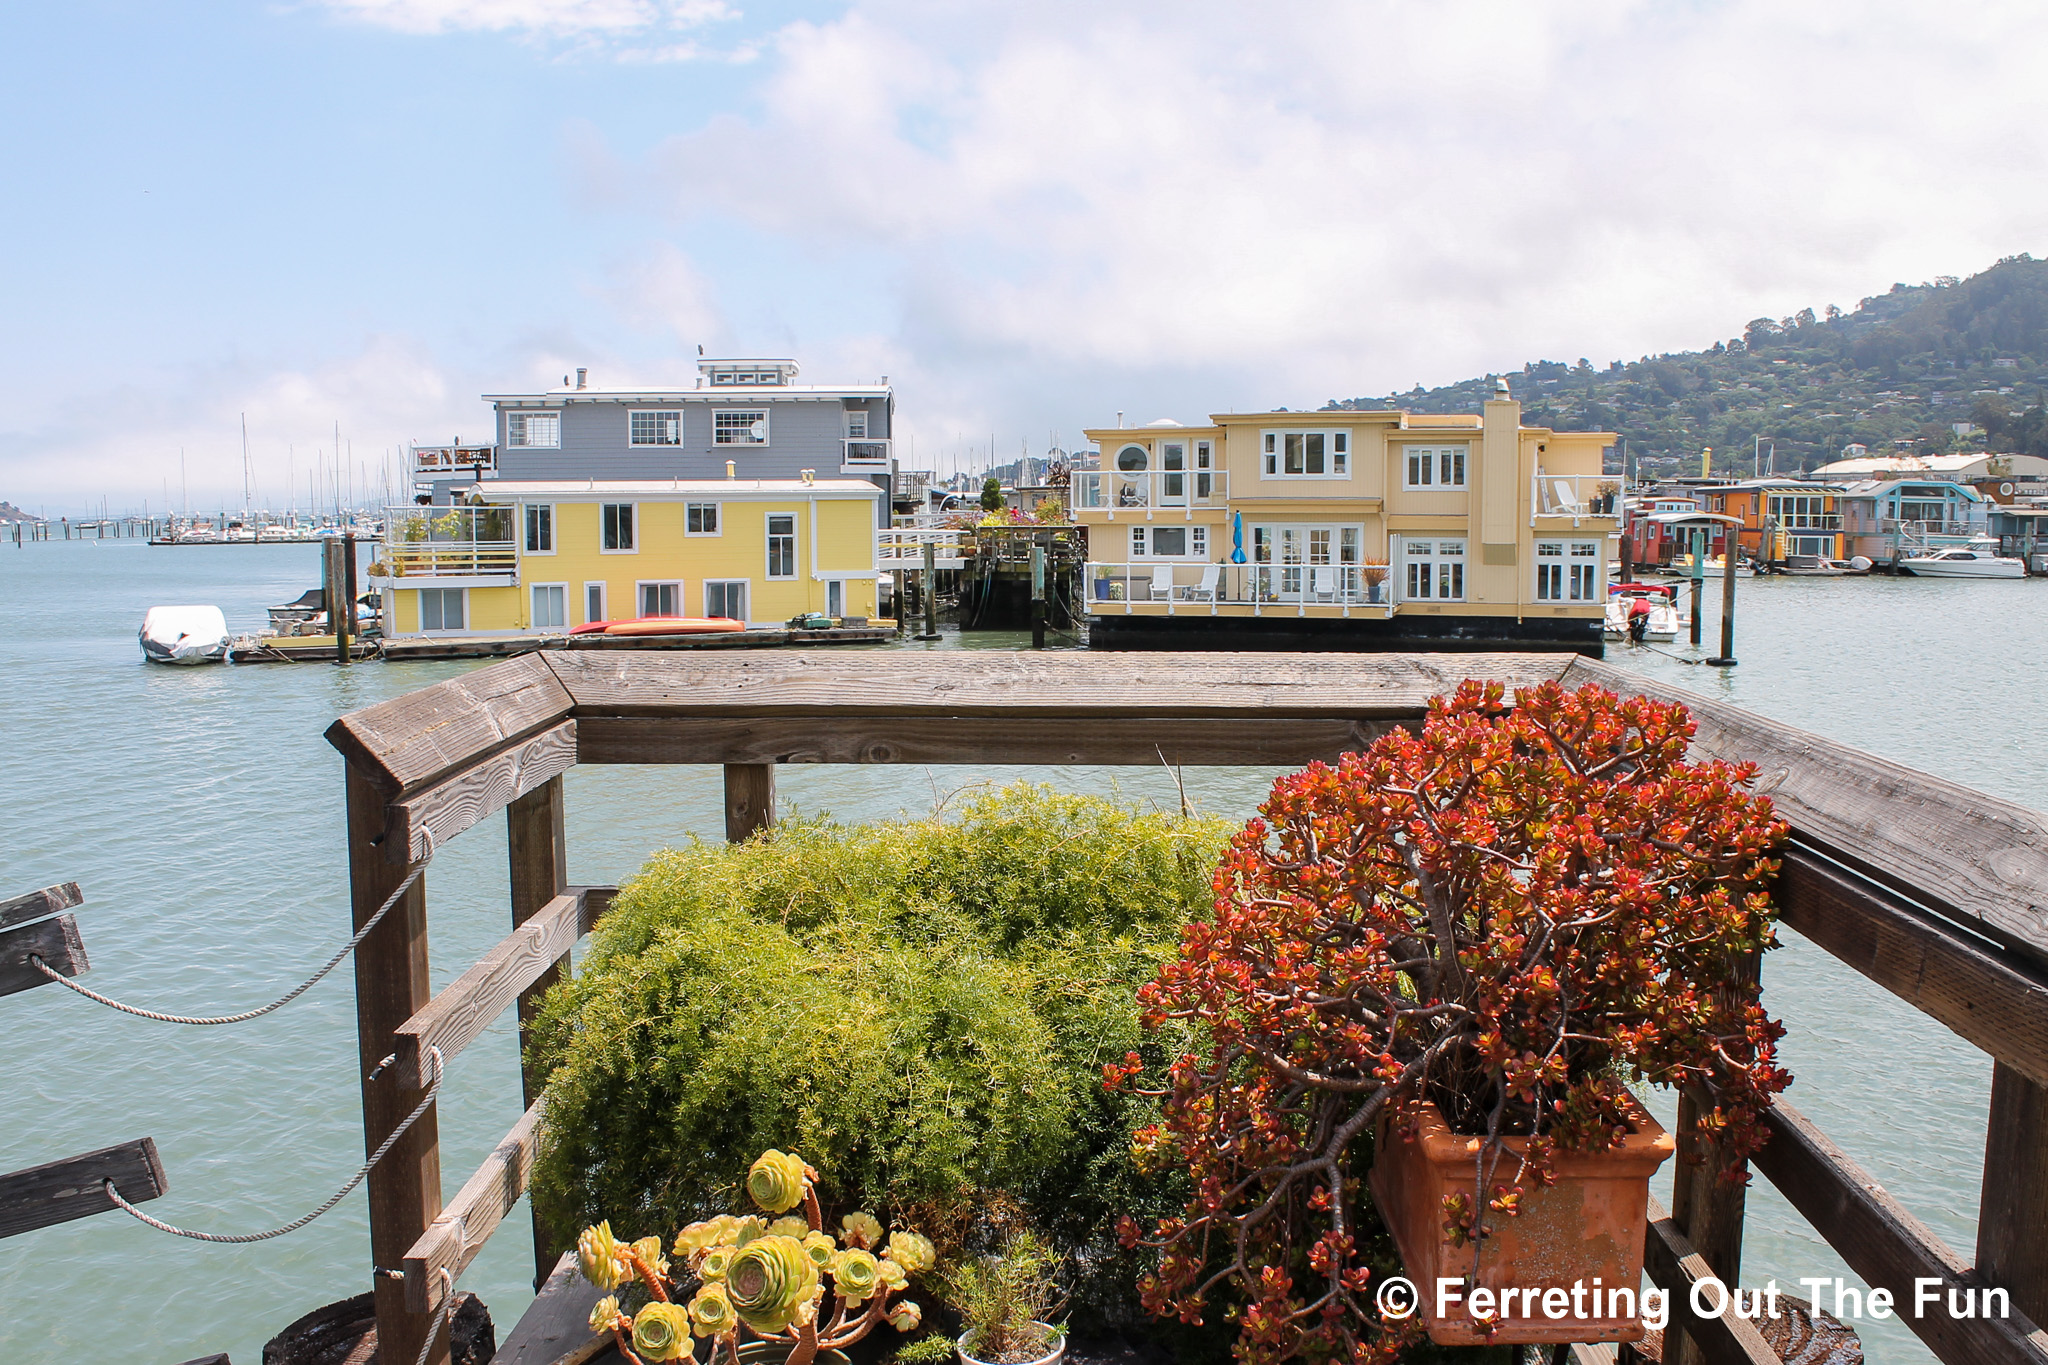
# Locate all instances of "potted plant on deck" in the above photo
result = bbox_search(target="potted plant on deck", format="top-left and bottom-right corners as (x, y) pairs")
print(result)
(946, 1229), (1067, 1365)
(1109, 680), (1791, 1359)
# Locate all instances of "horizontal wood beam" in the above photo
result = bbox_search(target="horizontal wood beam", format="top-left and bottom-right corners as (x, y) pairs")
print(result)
(493, 1252), (610, 1365)
(0, 914), (89, 1000)
(324, 652), (575, 797)
(577, 715), (1400, 768)
(1777, 846), (2048, 1087)
(390, 721), (578, 864)
(392, 886), (614, 1089)
(0, 1138), (167, 1239)
(0, 882), (82, 931)
(1752, 1099), (2048, 1365)
(1640, 1195), (1783, 1365)
(404, 1102), (541, 1311)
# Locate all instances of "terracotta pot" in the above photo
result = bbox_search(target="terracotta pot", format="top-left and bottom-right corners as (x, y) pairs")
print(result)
(1367, 1094), (1674, 1346)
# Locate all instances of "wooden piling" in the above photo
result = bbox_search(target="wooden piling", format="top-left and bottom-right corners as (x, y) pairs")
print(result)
(506, 776), (569, 1287)
(723, 764), (775, 842)
(919, 540), (941, 640)
(1978, 1063), (2048, 1324)
(1707, 533), (1738, 666)
(1030, 539), (1047, 649)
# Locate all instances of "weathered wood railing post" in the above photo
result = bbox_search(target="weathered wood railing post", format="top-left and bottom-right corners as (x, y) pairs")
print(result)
(347, 763), (445, 1365)
(1978, 1063), (2048, 1324)
(507, 774), (569, 1287)
(724, 764), (775, 842)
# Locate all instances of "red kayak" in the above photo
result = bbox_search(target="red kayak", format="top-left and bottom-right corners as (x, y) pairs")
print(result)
(603, 617), (747, 637)
(569, 620), (615, 635)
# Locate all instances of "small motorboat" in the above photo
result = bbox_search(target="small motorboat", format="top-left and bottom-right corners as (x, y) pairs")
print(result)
(140, 605), (231, 664)
(1899, 547), (2027, 578)
(1604, 585), (1680, 642)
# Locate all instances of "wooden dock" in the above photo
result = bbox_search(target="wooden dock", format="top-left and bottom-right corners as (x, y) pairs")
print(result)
(230, 626), (889, 663)
(323, 651), (2048, 1365)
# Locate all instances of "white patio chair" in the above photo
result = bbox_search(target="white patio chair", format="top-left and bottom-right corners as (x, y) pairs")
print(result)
(1149, 564), (1176, 600)
(1552, 479), (1587, 517)
(1310, 566), (1338, 601)
(1181, 564), (1221, 601)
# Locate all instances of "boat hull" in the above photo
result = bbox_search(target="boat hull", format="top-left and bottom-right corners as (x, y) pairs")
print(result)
(1900, 558), (2026, 579)
(140, 605), (231, 664)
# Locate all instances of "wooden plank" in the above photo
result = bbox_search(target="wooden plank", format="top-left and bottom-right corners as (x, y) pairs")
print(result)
(324, 653), (574, 797)
(1753, 1098), (2048, 1365)
(0, 881), (82, 931)
(0, 1138), (167, 1239)
(724, 763), (775, 842)
(346, 763), (446, 1365)
(579, 715), (1400, 768)
(1668, 1088), (1754, 1365)
(391, 890), (585, 1089)
(0, 914), (89, 1000)
(508, 775), (571, 1286)
(404, 1102), (541, 1311)
(1563, 656), (2048, 962)
(392, 720), (578, 864)
(1777, 848), (2048, 1087)
(544, 648), (1574, 720)
(1979, 1063), (2048, 1326)
(1640, 1195), (1782, 1365)
(493, 1252), (609, 1365)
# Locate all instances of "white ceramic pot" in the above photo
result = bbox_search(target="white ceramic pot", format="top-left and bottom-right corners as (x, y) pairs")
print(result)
(955, 1323), (1066, 1365)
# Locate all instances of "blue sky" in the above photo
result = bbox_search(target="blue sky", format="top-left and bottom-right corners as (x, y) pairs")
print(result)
(4, 0), (2046, 513)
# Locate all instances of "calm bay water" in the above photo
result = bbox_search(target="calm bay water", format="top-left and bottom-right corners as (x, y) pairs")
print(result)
(0, 540), (2038, 1364)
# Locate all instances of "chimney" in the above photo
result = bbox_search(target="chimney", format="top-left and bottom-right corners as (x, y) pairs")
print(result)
(726, 460), (737, 479)
(576, 368), (588, 390)
(801, 469), (816, 485)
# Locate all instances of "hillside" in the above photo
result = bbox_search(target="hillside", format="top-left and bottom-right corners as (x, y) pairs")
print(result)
(1326, 255), (2048, 477)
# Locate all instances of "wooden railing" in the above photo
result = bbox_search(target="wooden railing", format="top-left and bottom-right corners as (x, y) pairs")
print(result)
(324, 651), (2048, 1365)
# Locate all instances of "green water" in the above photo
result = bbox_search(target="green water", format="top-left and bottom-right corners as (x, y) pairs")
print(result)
(0, 541), (2037, 1364)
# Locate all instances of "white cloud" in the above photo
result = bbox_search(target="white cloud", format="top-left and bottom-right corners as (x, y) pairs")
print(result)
(316, 0), (735, 38)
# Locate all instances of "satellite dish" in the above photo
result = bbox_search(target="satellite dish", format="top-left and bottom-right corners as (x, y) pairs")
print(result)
(749, 420), (768, 442)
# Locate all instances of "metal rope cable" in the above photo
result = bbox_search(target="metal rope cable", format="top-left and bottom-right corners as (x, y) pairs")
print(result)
(100, 1045), (444, 1243)
(29, 832), (433, 1025)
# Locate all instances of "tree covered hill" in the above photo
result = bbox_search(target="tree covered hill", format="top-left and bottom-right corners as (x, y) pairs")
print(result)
(1325, 255), (2048, 476)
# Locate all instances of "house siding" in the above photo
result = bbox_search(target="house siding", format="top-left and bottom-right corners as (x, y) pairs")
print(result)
(495, 396), (890, 483)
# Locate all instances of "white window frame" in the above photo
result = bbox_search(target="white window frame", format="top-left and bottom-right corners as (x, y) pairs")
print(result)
(714, 409), (770, 446)
(846, 411), (868, 439)
(530, 581), (568, 630)
(418, 586), (467, 633)
(523, 503), (555, 555)
(685, 502), (721, 536)
(583, 581), (607, 625)
(825, 580), (845, 617)
(704, 579), (749, 621)
(600, 502), (637, 553)
(636, 580), (684, 618)
(629, 409), (683, 447)
(1400, 538), (1466, 602)
(506, 410), (560, 449)
(766, 513), (798, 579)
(1402, 445), (1468, 489)
(1260, 429), (1350, 479)
(1130, 524), (1209, 559)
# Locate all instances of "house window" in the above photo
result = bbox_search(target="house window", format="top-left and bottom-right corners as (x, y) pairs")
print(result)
(687, 503), (720, 535)
(705, 580), (748, 620)
(601, 503), (635, 552)
(766, 515), (797, 578)
(826, 580), (845, 617)
(531, 583), (566, 629)
(506, 412), (560, 448)
(523, 504), (553, 553)
(639, 581), (682, 617)
(1261, 430), (1350, 477)
(1194, 439), (1215, 499)
(846, 412), (868, 439)
(584, 582), (606, 624)
(1404, 446), (1468, 488)
(419, 587), (465, 631)
(715, 410), (769, 445)
(630, 410), (683, 446)
(1131, 525), (1208, 558)
(1536, 542), (1598, 602)
(1403, 539), (1465, 601)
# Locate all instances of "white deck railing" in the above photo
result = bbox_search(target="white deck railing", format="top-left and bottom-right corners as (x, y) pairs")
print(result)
(1083, 561), (1392, 613)
(1072, 469), (1228, 512)
(375, 506), (519, 580)
(1532, 472), (1621, 523)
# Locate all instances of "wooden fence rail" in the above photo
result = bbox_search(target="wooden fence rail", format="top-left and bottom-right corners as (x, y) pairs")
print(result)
(324, 650), (2048, 1365)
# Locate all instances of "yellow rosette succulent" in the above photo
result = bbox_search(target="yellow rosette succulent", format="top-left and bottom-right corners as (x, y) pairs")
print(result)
(801, 1230), (837, 1270)
(632, 1234), (671, 1280)
(746, 1150), (810, 1214)
(725, 1234), (820, 1334)
(631, 1301), (693, 1362)
(830, 1248), (882, 1302)
(731, 1215), (768, 1246)
(883, 1230), (937, 1273)
(689, 1282), (738, 1338)
(888, 1300), (923, 1332)
(875, 1257), (909, 1292)
(674, 1218), (725, 1257)
(768, 1215), (810, 1239)
(700, 1245), (735, 1281)
(576, 1221), (626, 1291)
(588, 1296), (625, 1334)
(839, 1211), (883, 1249)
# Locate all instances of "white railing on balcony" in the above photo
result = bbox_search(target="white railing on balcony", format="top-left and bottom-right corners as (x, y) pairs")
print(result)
(1532, 472), (1622, 524)
(877, 527), (968, 569)
(410, 443), (498, 480)
(842, 439), (892, 472)
(1072, 469), (1228, 512)
(1083, 561), (1392, 613)
(373, 505), (519, 581)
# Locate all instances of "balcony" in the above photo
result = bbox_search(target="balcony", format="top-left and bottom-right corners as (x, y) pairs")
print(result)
(409, 443), (498, 483)
(1071, 469), (1228, 515)
(842, 439), (892, 473)
(1083, 560), (1391, 614)
(1531, 472), (1621, 525)
(877, 527), (968, 569)
(368, 505), (518, 587)
(1769, 512), (1842, 530)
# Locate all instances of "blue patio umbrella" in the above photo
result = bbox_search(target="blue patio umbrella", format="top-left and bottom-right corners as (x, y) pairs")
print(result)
(1230, 511), (1247, 563)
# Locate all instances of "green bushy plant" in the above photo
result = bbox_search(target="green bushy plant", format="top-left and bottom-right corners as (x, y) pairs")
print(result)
(528, 784), (1228, 1326)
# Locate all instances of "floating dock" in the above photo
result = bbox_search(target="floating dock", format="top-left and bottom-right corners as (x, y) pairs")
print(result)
(229, 626), (890, 664)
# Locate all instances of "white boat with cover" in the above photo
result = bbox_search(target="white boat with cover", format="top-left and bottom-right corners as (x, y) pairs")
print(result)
(139, 605), (230, 664)
(1899, 546), (2026, 579)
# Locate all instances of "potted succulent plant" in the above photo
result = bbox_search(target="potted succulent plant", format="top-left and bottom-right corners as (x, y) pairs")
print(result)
(575, 1149), (935, 1365)
(1110, 680), (1791, 1357)
(946, 1229), (1067, 1365)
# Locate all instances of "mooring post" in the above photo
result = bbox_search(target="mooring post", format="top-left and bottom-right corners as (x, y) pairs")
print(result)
(724, 764), (776, 842)
(1030, 538), (1047, 649)
(345, 764), (445, 1365)
(1707, 527), (1738, 666)
(1688, 529), (1705, 646)
(507, 775), (569, 1286)
(919, 539), (941, 640)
